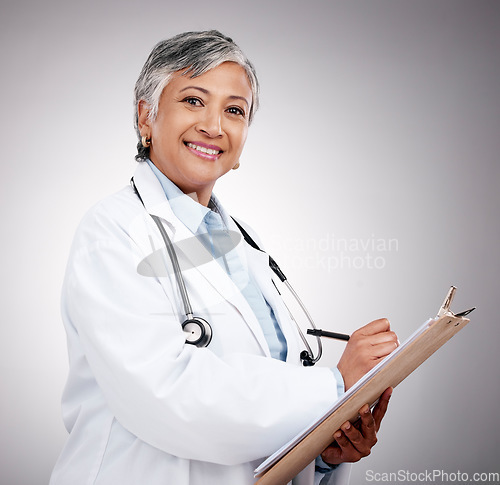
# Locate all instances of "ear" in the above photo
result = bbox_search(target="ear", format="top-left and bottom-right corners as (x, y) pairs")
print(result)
(137, 100), (152, 135)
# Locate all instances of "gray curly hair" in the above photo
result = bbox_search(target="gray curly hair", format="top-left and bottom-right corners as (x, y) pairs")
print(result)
(133, 30), (260, 161)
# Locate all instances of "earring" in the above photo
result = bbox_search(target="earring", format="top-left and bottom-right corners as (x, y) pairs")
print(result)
(232, 161), (240, 170)
(141, 135), (151, 148)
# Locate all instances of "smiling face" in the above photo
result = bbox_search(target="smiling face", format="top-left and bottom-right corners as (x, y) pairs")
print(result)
(138, 62), (253, 206)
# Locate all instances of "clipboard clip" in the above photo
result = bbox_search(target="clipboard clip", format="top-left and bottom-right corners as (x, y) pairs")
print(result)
(437, 286), (475, 318)
(455, 308), (475, 318)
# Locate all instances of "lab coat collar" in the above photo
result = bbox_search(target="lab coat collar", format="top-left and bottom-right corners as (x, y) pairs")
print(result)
(145, 159), (215, 235)
(132, 161), (273, 357)
(132, 161), (177, 229)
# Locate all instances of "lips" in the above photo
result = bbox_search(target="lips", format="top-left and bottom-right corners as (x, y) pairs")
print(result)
(184, 141), (223, 159)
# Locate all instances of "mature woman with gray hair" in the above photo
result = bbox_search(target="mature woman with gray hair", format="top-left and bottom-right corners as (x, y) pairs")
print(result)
(50, 30), (396, 485)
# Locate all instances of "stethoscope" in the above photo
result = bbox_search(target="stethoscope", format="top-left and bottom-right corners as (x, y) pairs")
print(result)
(132, 179), (349, 366)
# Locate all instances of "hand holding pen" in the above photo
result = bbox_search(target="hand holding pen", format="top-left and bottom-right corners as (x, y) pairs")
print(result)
(337, 318), (399, 391)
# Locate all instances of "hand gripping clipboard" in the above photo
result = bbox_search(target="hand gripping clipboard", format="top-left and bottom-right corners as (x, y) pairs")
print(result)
(254, 287), (475, 485)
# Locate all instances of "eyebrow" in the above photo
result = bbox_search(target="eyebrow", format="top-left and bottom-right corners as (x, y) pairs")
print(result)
(179, 86), (250, 108)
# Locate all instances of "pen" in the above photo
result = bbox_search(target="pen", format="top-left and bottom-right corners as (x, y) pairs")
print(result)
(307, 329), (350, 341)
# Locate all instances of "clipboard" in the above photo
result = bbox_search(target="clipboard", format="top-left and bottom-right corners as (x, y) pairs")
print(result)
(254, 287), (474, 485)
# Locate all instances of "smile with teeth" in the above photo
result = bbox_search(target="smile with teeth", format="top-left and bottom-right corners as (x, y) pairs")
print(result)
(185, 142), (222, 156)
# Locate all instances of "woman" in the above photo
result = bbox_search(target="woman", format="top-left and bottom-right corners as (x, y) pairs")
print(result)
(50, 30), (397, 485)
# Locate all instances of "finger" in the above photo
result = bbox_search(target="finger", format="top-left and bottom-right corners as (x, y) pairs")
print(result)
(370, 340), (399, 358)
(321, 442), (342, 465)
(358, 404), (377, 445)
(373, 387), (393, 431)
(333, 429), (362, 463)
(356, 318), (391, 336)
(366, 330), (399, 347)
(340, 420), (372, 457)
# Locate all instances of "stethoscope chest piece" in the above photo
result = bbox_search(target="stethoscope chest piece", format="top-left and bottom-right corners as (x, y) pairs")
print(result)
(131, 179), (325, 362)
(182, 317), (213, 347)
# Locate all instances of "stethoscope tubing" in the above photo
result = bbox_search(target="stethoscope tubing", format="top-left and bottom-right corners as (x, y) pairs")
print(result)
(283, 281), (323, 365)
(151, 211), (323, 364)
(131, 178), (323, 364)
(150, 214), (194, 319)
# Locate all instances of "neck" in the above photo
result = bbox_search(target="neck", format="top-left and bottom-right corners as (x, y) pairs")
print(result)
(185, 189), (212, 207)
(148, 158), (214, 207)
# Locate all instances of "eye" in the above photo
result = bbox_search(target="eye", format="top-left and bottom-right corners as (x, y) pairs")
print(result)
(226, 106), (245, 117)
(183, 96), (203, 107)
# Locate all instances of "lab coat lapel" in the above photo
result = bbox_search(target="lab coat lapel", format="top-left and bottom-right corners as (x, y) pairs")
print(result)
(133, 162), (271, 357)
(243, 243), (303, 366)
(170, 223), (272, 358)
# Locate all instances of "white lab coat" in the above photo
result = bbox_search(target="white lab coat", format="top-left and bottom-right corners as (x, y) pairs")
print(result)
(50, 162), (351, 485)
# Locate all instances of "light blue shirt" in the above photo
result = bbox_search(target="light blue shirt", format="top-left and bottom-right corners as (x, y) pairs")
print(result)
(147, 160), (344, 479)
(147, 160), (287, 360)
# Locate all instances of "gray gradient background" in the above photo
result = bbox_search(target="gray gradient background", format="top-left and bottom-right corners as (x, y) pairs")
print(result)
(1, 0), (499, 484)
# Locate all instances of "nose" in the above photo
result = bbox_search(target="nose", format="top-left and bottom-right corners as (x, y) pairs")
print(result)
(196, 107), (223, 138)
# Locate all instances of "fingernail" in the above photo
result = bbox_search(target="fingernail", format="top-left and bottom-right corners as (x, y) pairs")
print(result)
(363, 406), (370, 414)
(343, 422), (351, 431)
(335, 431), (342, 439)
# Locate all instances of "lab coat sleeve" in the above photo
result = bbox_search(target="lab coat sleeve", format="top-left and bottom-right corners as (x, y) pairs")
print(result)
(62, 201), (341, 467)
